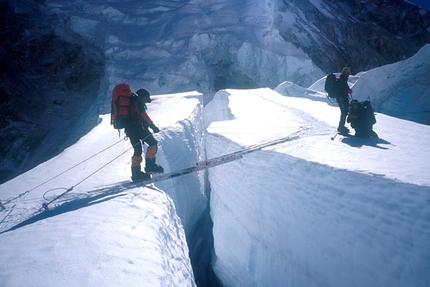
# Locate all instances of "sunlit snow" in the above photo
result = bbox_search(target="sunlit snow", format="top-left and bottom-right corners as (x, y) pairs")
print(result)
(1, 0), (430, 287)
(2, 71), (430, 286)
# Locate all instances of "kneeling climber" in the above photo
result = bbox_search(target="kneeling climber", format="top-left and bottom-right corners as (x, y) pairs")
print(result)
(347, 100), (378, 138)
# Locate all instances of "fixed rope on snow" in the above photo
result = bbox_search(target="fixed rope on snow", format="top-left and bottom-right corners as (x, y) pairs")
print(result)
(1, 133), (299, 228)
(0, 200), (5, 211)
(0, 135), (148, 223)
(40, 133), (153, 209)
(0, 138), (127, 206)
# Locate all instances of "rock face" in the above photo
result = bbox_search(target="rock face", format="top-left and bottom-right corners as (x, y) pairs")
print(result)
(275, 0), (430, 73)
(0, 2), (105, 184)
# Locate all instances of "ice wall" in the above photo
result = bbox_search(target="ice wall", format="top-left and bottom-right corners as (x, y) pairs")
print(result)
(152, 92), (208, 234)
(39, 0), (324, 107)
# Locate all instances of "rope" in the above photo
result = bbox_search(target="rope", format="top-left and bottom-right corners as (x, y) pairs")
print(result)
(0, 125), (157, 226)
(70, 133), (152, 188)
(0, 137), (126, 206)
(0, 204), (16, 225)
(72, 144), (134, 188)
(41, 133), (153, 208)
(43, 187), (71, 201)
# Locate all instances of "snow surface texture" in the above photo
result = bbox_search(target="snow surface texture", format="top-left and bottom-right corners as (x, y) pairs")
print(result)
(0, 93), (203, 287)
(1, 69), (430, 286)
(205, 88), (430, 287)
(1, 1), (430, 286)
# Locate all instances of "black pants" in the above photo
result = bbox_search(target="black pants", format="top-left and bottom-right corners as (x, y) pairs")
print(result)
(336, 96), (350, 127)
(125, 124), (157, 157)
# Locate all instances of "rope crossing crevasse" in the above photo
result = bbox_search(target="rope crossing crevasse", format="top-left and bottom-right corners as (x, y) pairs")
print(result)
(0, 133), (301, 228)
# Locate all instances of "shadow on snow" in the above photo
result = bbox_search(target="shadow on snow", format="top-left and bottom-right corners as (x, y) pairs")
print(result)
(340, 137), (392, 149)
(0, 184), (135, 235)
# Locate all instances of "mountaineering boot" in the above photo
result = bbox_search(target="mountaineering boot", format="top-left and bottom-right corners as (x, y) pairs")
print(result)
(145, 158), (164, 174)
(337, 126), (349, 135)
(131, 166), (150, 182)
(370, 130), (379, 138)
(131, 156), (150, 182)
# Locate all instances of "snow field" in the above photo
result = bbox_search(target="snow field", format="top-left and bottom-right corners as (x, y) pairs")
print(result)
(1, 85), (430, 286)
(1, 0), (430, 285)
(0, 187), (194, 286)
(0, 92), (204, 287)
(205, 88), (430, 287)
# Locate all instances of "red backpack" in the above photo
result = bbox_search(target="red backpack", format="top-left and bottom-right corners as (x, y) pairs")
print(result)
(111, 83), (134, 129)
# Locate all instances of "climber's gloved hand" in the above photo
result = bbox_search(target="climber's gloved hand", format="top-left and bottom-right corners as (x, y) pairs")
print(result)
(149, 123), (160, 133)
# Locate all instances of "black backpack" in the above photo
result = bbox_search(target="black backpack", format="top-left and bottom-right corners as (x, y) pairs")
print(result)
(324, 73), (338, 98)
(361, 100), (377, 125)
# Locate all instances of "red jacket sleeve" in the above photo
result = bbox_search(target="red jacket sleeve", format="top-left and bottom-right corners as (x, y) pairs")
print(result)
(140, 111), (153, 125)
(131, 98), (153, 125)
